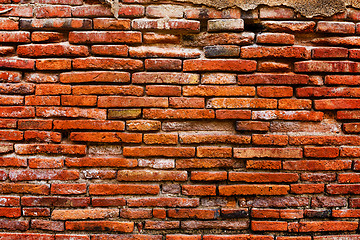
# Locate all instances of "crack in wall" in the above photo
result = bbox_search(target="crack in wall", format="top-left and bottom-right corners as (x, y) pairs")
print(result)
(101, 0), (360, 18)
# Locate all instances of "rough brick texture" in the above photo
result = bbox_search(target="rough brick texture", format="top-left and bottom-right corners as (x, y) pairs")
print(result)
(0, 0), (360, 239)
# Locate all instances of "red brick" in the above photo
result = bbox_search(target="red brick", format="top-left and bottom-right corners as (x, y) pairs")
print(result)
(130, 46), (200, 58)
(123, 147), (195, 157)
(289, 136), (360, 145)
(291, 184), (325, 194)
(0, 157), (26, 167)
(144, 32), (180, 44)
(60, 71), (130, 84)
(145, 59), (182, 71)
(241, 46), (309, 59)
(327, 184), (360, 194)
(197, 147), (232, 158)
(25, 95), (58, 106)
(301, 173), (336, 182)
(23, 208), (50, 217)
(31, 32), (65, 43)
(256, 33), (295, 45)
(120, 208), (152, 219)
(234, 148), (302, 159)
(283, 160), (352, 171)
(182, 185), (216, 196)
(117, 170), (186, 182)
(259, 61), (292, 71)
(61, 95), (97, 106)
(73, 58), (143, 71)
(180, 134), (250, 144)
(220, 185), (289, 196)
(93, 18), (131, 30)
(316, 99), (360, 110)
(0, 57), (34, 69)
(326, 75), (360, 85)
(208, 19), (244, 31)
(177, 158), (242, 169)
(35, 5), (71, 18)
(127, 198), (199, 207)
(15, 144), (86, 155)
(252, 134), (288, 146)
(182, 220), (248, 230)
(18, 44), (88, 58)
(0, 183), (49, 195)
(183, 32), (254, 47)
(36, 59), (71, 71)
(92, 235), (160, 240)
(229, 172), (298, 182)
(69, 31), (142, 44)
(295, 61), (360, 73)
(133, 19), (200, 32)
(169, 97), (205, 108)
(317, 21), (355, 34)
(70, 5), (112, 17)
(184, 86), (255, 97)
(65, 158), (137, 168)
(0, 46), (13, 56)
(183, 59), (256, 72)
(52, 209), (118, 220)
(146, 86), (181, 96)
(297, 87), (360, 98)
(312, 47), (348, 59)
(89, 184), (159, 195)
(29, 158), (63, 169)
(297, 221), (358, 232)
(304, 147), (339, 158)
(65, 221), (134, 232)
(216, 110), (251, 119)
(51, 183), (86, 195)
(144, 133), (178, 145)
(20, 19), (91, 31)
(207, 98), (277, 109)
(252, 221), (288, 231)
(246, 160), (281, 170)
(166, 235), (201, 240)
(91, 45), (128, 57)
(236, 121), (270, 132)
(0, 234), (53, 240)
(0, 18), (18, 30)
(238, 74), (309, 85)
(9, 169), (78, 181)
(31, 219), (64, 232)
(22, 131), (61, 144)
(70, 132), (142, 143)
(54, 120), (124, 130)
(36, 107), (106, 119)
(185, 8), (240, 19)
(257, 86), (293, 98)
(0, 32), (30, 43)
(22, 196), (89, 207)
(191, 171), (227, 181)
(262, 21), (316, 32)
(144, 109), (214, 119)
(98, 96), (167, 108)
(0, 71), (22, 83)
(18, 120), (52, 130)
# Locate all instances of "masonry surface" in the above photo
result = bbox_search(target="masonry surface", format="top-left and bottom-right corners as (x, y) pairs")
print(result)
(0, 0), (360, 239)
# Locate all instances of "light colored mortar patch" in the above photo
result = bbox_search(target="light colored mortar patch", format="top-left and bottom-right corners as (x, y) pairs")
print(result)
(101, 0), (360, 18)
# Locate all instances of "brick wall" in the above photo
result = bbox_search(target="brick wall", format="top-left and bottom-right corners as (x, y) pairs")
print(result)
(0, 0), (360, 239)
